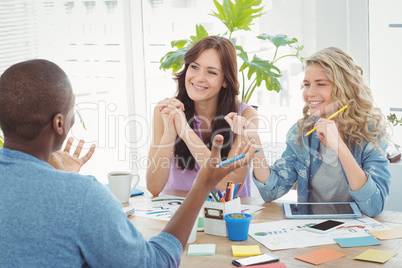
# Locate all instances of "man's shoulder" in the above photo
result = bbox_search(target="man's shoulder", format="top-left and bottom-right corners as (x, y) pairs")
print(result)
(49, 168), (99, 188)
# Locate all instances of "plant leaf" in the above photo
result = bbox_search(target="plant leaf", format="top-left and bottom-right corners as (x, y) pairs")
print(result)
(235, 45), (248, 61)
(239, 54), (282, 92)
(171, 39), (190, 49)
(295, 44), (305, 62)
(257, 34), (297, 48)
(159, 48), (189, 72)
(210, 0), (265, 33)
(74, 104), (86, 130)
(160, 25), (209, 72)
(190, 25), (209, 42)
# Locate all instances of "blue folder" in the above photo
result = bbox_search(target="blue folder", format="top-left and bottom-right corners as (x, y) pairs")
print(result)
(105, 184), (144, 196)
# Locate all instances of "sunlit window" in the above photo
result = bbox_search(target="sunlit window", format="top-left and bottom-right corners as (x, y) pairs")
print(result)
(0, 0), (128, 182)
(1, 0), (399, 187)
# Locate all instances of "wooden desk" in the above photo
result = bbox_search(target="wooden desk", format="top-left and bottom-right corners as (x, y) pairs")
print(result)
(128, 189), (402, 267)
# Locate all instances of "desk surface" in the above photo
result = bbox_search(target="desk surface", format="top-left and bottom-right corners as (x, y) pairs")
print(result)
(127, 189), (402, 267)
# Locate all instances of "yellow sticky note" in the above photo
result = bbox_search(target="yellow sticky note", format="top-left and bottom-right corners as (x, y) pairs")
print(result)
(232, 245), (261, 257)
(354, 249), (398, 263)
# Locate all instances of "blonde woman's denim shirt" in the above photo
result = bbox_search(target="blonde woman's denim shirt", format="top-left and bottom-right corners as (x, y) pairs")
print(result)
(253, 123), (391, 217)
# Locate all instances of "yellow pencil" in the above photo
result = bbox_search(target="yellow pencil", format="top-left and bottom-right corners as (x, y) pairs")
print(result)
(305, 105), (348, 136)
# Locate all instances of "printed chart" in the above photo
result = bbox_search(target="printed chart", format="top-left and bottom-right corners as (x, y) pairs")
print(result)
(249, 216), (389, 250)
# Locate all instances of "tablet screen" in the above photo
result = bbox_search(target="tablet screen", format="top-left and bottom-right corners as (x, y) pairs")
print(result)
(289, 203), (355, 215)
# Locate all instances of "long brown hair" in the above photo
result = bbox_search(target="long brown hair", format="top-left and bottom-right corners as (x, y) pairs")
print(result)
(174, 36), (239, 170)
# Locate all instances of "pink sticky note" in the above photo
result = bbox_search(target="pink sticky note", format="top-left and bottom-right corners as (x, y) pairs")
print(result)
(295, 248), (346, 265)
(226, 263), (287, 268)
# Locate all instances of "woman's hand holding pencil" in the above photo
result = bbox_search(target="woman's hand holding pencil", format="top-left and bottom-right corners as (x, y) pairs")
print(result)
(305, 105), (348, 136)
(311, 105), (349, 152)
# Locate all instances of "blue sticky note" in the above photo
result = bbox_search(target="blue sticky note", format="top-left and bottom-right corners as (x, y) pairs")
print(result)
(334, 235), (381, 248)
(187, 244), (216, 256)
(104, 184), (144, 196)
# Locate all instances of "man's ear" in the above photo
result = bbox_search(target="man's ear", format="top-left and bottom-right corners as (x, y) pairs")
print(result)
(52, 113), (65, 135)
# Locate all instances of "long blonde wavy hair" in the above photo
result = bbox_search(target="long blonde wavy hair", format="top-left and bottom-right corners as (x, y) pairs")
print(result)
(297, 47), (387, 148)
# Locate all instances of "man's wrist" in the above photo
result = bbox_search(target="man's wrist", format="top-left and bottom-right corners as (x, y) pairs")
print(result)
(191, 178), (212, 196)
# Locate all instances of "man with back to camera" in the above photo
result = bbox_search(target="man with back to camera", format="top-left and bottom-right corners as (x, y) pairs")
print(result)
(0, 59), (256, 267)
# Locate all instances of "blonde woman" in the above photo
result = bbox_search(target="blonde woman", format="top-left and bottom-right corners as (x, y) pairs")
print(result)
(225, 47), (391, 217)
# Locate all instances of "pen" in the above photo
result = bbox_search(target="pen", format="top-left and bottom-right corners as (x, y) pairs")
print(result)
(146, 210), (169, 215)
(220, 197), (226, 203)
(210, 191), (219, 202)
(217, 190), (223, 200)
(216, 149), (260, 167)
(232, 183), (240, 199)
(235, 183), (242, 198)
(232, 183), (236, 200)
(151, 198), (185, 202)
(305, 105), (348, 136)
(225, 183), (232, 202)
(230, 182), (234, 201)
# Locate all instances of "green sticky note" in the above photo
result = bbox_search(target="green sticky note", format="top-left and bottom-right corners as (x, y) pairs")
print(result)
(198, 217), (204, 229)
(187, 244), (216, 256)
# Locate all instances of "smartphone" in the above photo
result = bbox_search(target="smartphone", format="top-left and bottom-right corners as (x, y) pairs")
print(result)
(232, 253), (279, 267)
(306, 220), (344, 233)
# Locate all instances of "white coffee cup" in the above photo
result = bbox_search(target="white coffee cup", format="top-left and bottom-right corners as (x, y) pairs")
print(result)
(108, 171), (140, 203)
(170, 205), (198, 244)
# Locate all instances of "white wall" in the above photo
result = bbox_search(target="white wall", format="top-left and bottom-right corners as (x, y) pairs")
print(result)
(369, 0), (402, 147)
(315, 0), (370, 81)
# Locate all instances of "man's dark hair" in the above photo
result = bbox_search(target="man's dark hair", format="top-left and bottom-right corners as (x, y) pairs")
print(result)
(0, 59), (72, 140)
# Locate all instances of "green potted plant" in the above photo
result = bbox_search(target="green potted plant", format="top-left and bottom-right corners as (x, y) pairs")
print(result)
(387, 113), (402, 162)
(387, 113), (402, 127)
(159, 0), (304, 104)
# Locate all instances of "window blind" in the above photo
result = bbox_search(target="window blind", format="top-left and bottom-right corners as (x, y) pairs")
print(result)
(0, 1), (39, 74)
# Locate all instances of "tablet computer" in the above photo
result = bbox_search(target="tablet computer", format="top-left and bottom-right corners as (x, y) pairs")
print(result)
(282, 202), (362, 219)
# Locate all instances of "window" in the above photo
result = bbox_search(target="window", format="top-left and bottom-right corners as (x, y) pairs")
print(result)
(2, 0), (398, 186)
(140, 0), (316, 165)
(0, 1), (38, 73)
(0, 0), (129, 183)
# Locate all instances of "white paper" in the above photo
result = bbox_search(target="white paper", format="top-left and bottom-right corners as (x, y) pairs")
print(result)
(249, 216), (390, 250)
(131, 195), (264, 221)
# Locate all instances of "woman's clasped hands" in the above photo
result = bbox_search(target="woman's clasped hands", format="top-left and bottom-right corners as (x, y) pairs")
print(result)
(157, 97), (188, 140)
(225, 112), (259, 141)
